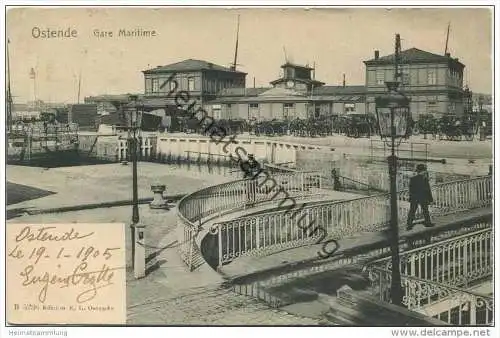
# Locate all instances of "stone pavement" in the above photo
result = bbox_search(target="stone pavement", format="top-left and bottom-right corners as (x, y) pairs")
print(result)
(6, 163), (233, 211)
(126, 277), (320, 325)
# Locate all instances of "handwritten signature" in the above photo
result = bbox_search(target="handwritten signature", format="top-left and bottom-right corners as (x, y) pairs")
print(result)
(20, 262), (122, 304)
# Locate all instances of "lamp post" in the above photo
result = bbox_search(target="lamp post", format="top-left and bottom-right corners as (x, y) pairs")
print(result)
(125, 94), (146, 278)
(374, 34), (411, 306)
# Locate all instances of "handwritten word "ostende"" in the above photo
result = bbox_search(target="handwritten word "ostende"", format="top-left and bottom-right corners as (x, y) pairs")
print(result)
(15, 226), (94, 243)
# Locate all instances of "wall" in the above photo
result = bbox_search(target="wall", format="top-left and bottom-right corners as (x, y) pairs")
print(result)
(156, 134), (327, 165)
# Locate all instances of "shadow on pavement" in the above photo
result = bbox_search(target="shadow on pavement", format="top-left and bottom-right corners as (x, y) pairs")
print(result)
(7, 182), (56, 206)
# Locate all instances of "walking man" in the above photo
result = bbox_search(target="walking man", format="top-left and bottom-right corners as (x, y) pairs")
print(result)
(331, 169), (341, 191)
(406, 164), (434, 230)
(241, 154), (261, 206)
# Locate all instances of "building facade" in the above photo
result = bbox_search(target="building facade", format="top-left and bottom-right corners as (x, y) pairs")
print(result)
(364, 48), (466, 118)
(85, 47), (477, 127)
(143, 59), (246, 110)
(206, 63), (366, 121)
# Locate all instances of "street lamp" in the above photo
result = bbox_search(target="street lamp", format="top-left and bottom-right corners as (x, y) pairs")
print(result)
(374, 34), (411, 307)
(124, 94), (145, 277)
(126, 94), (141, 225)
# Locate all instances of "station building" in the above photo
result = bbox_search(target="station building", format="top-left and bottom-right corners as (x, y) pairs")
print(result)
(85, 46), (472, 126)
(364, 48), (466, 118)
(205, 62), (366, 121)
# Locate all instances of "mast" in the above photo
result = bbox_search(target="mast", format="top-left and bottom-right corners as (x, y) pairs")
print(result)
(444, 22), (450, 55)
(395, 33), (401, 81)
(6, 38), (13, 131)
(230, 15), (240, 71)
(283, 46), (288, 63)
(77, 70), (82, 104)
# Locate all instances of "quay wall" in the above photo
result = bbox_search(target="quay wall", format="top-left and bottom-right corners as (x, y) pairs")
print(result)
(79, 132), (329, 165)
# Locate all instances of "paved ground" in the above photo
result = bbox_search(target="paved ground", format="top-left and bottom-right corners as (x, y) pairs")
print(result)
(6, 162), (234, 211)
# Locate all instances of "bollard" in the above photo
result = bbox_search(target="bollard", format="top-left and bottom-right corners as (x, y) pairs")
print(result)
(479, 127), (486, 141)
(133, 223), (146, 279)
(150, 184), (168, 209)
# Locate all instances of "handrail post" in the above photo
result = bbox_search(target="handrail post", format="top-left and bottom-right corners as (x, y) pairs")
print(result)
(218, 226), (223, 271)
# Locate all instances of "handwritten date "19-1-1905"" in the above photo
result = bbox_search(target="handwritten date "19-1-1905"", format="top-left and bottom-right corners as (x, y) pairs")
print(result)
(8, 245), (120, 264)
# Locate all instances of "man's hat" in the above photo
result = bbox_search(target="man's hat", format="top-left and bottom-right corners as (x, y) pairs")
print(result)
(416, 164), (427, 172)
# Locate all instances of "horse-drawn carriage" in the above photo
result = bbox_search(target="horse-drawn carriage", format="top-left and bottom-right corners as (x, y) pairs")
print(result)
(213, 119), (247, 135)
(253, 119), (288, 136)
(414, 114), (438, 137)
(340, 113), (376, 138)
(437, 114), (476, 141)
(287, 117), (331, 137)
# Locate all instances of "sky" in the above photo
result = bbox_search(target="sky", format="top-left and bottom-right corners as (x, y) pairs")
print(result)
(6, 7), (493, 103)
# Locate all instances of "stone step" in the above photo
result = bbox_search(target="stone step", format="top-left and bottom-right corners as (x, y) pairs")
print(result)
(334, 286), (447, 326)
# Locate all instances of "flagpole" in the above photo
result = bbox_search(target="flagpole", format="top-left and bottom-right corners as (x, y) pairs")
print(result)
(7, 39), (13, 131)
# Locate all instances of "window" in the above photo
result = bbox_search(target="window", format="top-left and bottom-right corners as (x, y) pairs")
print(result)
(283, 103), (295, 119)
(145, 78), (153, 94)
(376, 71), (385, 85)
(169, 80), (176, 91)
(152, 78), (159, 94)
(448, 102), (456, 114)
(426, 96), (438, 113)
(427, 70), (437, 85)
(401, 66), (410, 85)
(344, 103), (355, 113)
(249, 103), (259, 120)
(212, 104), (221, 120)
(188, 77), (195, 91)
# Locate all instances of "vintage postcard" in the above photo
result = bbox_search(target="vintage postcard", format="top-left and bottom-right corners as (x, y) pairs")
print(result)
(4, 5), (494, 330)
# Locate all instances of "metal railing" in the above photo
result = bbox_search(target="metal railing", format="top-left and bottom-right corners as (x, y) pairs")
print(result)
(368, 267), (493, 325)
(209, 176), (492, 268)
(366, 228), (493, 289)
(177, 171), (322, 270)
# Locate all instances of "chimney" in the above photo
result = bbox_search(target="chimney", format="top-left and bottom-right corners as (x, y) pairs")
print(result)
(253, 77), (256, 88)
(343, 74), (346, 88)
(374, 50), (380, 60)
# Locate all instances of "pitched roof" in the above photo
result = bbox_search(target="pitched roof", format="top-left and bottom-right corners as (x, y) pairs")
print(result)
(258, 87), (307, 97)
(270, 78), (325, 86)
(280, 62), (314, 70)
(312, 85), (366, 95)
(217, 87), (270, 97)
(364, 48), (465, 67)
(143, 59), (247, 74)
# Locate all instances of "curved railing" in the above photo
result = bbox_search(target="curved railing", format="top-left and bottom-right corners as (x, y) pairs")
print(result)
(177, 171), (323, 270)
(209, 176), (492, 268)
(365, 228), (493, 288)
(368, 267), (493, 325)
